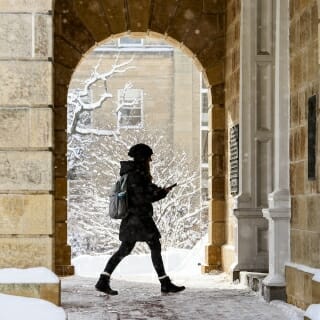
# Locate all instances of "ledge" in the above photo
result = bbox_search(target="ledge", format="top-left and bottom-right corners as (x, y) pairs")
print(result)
(0, 267), (60, 305)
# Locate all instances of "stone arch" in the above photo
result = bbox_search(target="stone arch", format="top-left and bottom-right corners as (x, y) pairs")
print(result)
(54, 0), (226, 275)
(318, 0), (320, 65)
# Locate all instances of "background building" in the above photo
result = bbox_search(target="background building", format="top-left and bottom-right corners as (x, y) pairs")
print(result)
(68, 35), (209, 203)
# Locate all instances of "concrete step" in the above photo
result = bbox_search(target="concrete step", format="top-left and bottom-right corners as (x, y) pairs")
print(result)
(240, 271), (268, 295)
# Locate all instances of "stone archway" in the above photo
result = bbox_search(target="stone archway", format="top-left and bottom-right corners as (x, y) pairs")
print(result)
(53, 0), (226, 275)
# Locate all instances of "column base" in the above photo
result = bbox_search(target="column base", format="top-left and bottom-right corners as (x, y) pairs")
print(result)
(233, 208), (269, 271)
(262, 283), (286, 302)
(201, 264), (221, 273)
(203, 244), (222, 272)
(55, 265), (74, 276)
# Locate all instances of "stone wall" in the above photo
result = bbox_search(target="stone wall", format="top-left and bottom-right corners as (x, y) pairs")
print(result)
(221, 0), (241, 272)
(287, 0), (320, 309)
(0, 1), (54, 270)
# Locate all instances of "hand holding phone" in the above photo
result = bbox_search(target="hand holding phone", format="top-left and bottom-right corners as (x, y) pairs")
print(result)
(166, 183), (177, 191)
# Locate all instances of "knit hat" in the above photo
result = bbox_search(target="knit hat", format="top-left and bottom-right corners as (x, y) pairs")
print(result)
(128, 143), (153, 161)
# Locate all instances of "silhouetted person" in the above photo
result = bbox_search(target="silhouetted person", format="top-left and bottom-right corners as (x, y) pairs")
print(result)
(95, 143), (185, 295)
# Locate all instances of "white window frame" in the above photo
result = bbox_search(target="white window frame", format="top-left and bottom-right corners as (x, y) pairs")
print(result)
(118, 37), (144, 47)
(117, 89), (144, 129)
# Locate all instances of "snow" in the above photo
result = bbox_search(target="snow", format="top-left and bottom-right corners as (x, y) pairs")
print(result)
(305, 304), (320, 320)
(72, 234), (208, 282)
(270, 300), (305, 320)
(313, 271), (320, 283)
(0, 236), (306, 320)
(286, 262), (320, 276)
(0, 267), (59, 283)
(0, 267), (64, 319)
(0, 294), (66, 320)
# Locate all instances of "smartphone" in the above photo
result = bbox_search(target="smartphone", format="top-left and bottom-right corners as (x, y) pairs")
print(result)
(167, 183), (177, 190)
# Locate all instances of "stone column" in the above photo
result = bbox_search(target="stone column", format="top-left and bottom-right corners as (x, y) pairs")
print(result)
(262, 208), (290, 301)
(203, 90), (226, 271)
(230, 0), (271, 277)
(262, 0), (290, 302)
(0, 3), (54, 269)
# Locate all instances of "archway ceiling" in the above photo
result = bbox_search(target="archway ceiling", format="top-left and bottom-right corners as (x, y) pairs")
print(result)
(54, 0), (225, 85)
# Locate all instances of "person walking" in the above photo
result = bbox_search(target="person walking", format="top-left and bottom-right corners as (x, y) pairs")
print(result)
(95, 143), (185, 295)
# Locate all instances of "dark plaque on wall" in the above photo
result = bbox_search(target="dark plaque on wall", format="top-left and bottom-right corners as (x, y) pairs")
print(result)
(308, 95), (317, 180)
(230, 124), (239, 195)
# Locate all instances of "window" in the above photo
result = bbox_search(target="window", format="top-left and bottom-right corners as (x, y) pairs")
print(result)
(201, 129), (208, 163)
(200, 73), (209, 196)
(117, 89), (143, 129)
(118, 36), (143, 47)
(200, 73), (209, 126)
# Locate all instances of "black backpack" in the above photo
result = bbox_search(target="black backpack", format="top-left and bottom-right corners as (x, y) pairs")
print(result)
(109, 173), (129, 219)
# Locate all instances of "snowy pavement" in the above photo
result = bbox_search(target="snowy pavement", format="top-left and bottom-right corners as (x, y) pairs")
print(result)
(61, 274), (304, 320)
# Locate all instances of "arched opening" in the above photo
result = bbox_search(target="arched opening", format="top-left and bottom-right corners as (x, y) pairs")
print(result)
(53, 1), (226, 275)
(67, 34), (209, 264)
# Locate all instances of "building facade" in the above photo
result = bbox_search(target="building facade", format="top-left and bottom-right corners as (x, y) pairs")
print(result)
(68, 36), (205, 168)
(0, 0), (319, 315)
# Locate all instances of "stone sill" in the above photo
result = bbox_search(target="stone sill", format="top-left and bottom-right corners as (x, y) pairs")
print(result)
(0, 282), (60, 305)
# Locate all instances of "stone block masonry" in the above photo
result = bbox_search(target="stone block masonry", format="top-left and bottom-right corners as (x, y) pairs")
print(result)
(0, 283), (60, 305)
(288, 0), (320, 310)
(0, 237), (53, 269)
(0, 13), (52, 58)
(0, 1), (59, 305)
(0, 194), (53, 234)
(0, 61), (52, 106)
(0, 0), (52, 12)
(0, 151), (52, 191)
(0, 108), (53, 149)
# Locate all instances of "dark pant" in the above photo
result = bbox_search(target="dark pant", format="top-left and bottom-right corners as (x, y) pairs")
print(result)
(104, 239), (166, 277)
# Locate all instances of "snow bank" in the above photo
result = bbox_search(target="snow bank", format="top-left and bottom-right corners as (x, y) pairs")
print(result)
(270, 300), (304, 320)
(285, 262), (320, 277)
(73, 234), (208, 281)
(313, 272), (320, 283)
(0, 267), (59, 283)
(305, 304), (320, 320)
(0, 293), (66, 320)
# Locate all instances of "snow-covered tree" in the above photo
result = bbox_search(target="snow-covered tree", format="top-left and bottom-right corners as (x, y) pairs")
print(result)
(68, 130), (207, 256)
(67, 55), (207, 257)
(67, 54), (136, 136)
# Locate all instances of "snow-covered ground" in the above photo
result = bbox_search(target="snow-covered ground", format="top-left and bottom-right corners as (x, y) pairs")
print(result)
(0, 267), (66, 320)
(0, 235), (316, 320)
(73, 233), (208, 282)
(0, 294), (66, 320)
(71, 235), (308, 320)
(305, 304), (320, 320)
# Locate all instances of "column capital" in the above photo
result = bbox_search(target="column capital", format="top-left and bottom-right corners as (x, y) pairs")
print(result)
(268, 189), (290, 209)
(262, 207), (291, 220)
(234, 207), (262, 219)
(233, 192), (252, 209)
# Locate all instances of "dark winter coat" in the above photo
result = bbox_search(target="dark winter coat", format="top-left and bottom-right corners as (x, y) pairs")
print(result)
(118, 160), (167, 242)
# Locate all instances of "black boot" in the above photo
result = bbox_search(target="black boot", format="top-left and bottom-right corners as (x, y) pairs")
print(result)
(95, 273), (118, 295)
(160, 276), (185, 293)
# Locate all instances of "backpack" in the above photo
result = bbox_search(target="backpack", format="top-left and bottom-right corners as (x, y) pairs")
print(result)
(109, 173), (129, 219)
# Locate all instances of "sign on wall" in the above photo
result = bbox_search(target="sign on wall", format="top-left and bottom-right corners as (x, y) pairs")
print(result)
(230, 124), (239, 195)
(308, 95), (317, 180)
